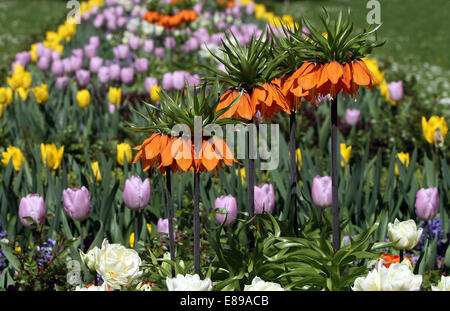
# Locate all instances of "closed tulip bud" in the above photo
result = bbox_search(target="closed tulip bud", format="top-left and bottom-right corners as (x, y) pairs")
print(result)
(254, 184), (275, 214)
(51, 59), (64, 76)
(172, 71), (185, 90)
(143, 40), (154, 53)
(76, 89), (90, 108)
(84, 44), (97, 58)
(340, 143), (352, 167)
(93, 14), (104, 28)
(161, 72), (173, 91)
(89, 56), (103, 73)
(154, 47), (165, 59)
(415, 187), (439, 221)
(164, 37), (176, 49)
(134, 58), (149, 73)
(91, 161), (102, 182)
(72, 48), (83, 59)
(108, 87), (121, 106)
(144, 77), (158, 93)
(63, 186), (91, 221)
(1, 146), (24, 171)
(214, 195), (238, 226)
(395, 152), (410, 176)
(38, 56), (50, 71)
(19, 194), (47, 228)
(32, 84), (49, 104)
(345, 109), (360, 125)
(114, 44), (129, 59)
(388, 81), (403, 102)
(129, 36), (141, 50)
(0, 87), (13, 107)
(120, 67), (134, 84)
(117, 142), (132, 166)
(56, 77), (68, 89)
(70, 56), (83, 72)
(97, 66), (110, 84)
(89, 36), (100, 49)
(311, 175), (332, 208)
(122, 176), (151, 210)
(79, 247), (98, 272)
(150, 85), (161, 102)
(109, 64), (121, 81)
(76, 69), (91, 87)
(388, 218), (423, 250)
(41, 143), (64, 170)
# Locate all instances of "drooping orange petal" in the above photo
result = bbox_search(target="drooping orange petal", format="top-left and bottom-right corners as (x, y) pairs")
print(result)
(351, 61), (370, 86)
(236, 93), (254, 120)
(160, 137), (176, 167)
(173, 138), (193, 172)
(213, 138), (235, 166)
(145, 134), (162, 160)
(326, 61), (344, 85)
(201, 140), (219, 172)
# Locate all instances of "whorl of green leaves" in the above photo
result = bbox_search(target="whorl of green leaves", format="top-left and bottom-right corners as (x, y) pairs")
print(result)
(278, 8), (385, 66)
(202, 30), (287, 91)
(126, 81), (245, 136)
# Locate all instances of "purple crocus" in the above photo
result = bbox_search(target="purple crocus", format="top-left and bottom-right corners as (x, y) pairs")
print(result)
(18, 194), (47, 228)
(254, 184), (275, 214)
(62, 187), (91, 221)
(122, 176), (151, 210)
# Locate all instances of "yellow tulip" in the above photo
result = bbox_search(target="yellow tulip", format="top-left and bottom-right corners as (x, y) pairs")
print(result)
(77, 89), (90, 108)
(22, 72), (32, 90)
(15, 88), (29, 101)
(422, 116), (448, 147)
(362, 57), (384, 85)
(296, 148), (302, 171)
(129, 232), (135, 248)
(146, 223), (151, 234)
(150, 85), (161, 102)
(0, 87), (13, 107)
(108, 87), (122, 106)
(7, 73), (23, 91)
(1, 146), (24, 171)
(30, 43), (38, 62)
(41, 143), (64, 170)
(117, 142), (132, 166)
(340, 143), (352, 167)
(0, 104), (3, 118)
(235, 167), (246, 184)
(395, 152), (410, 176)
(32, 84), (49, 104)
(91, 161), (102, 182)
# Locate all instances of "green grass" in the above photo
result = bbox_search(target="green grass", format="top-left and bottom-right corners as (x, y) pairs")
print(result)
(0, 0), (67, 84)
(261, 0), (450, 70)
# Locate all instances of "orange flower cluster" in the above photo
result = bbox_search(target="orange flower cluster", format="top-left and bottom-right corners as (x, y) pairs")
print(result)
(142, 10), (198, 28)
(379, 253), (413, 268)
(217, 0), (235, 8)
(133, 133), (237, 173)
(283, 60), (378, 103)
(216, 82), (291, 121)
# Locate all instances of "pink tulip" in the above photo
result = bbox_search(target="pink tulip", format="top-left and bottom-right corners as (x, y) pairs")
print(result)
(97, 66), (110, 84)
(120, 67), (134, 84)
(51, 60), (64, 76)
(38, 57), (50, 71)
(76, 69), (91, 87)
(415, 187), (439, 220)
(122, 176), (151, 210)
(109, 64), (121, 81)
(84, 44), (97, 58)
(63, 187), (91, 221)
(214, 195), (238, 226)
(134, 58), (149, 73)
(56, 77), (68, 89)
(19, 194), (46, 228)
(89, 56), (103, 73)
(144, 77), (158, 93)
(254, 184), (275, 214)
(388, 81), (404, 101)
(345, 109), (360, 125)
(129, 36), (141, 50)
(311, 176), (332, 208)
(154, 47), (165, 59)
(156, 218), (179, 244)
(143, 40), (154, 53)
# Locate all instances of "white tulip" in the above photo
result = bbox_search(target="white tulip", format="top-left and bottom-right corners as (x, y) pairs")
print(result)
(94, 239), (142, 289)
(166, 274), (212, 291)
(79, 246), (99, 272)
(244, 277), (285, 291)
(74, 283), (110, 291)
(352, 261), (422, 291)
(431, 275), (450, 291)
(387, 218), (423, 250)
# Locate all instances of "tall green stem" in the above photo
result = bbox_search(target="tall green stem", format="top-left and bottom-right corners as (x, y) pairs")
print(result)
(331, 97), (340, 252)
(289, 112), (299, 236)
(165, 168), (176, 277)
(193, 170), (201, 275)
(248, 123), (255, 248)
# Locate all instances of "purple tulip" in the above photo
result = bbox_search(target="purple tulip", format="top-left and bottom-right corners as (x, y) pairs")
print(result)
(164, 37), (176, 50)
(93, 14), (105, 28)
(161, 72), (174, 90)
(72, 48), (84, 59)
(96, 66), (109, 84)
(19, 194), (47, 228)
(172, 71), (185, 90)
(214, 195), (238, 226)
(36, 43), (45, 58)
(51, 50), (61, 61)
(144, 77), (158, 93)
(76, 69), (91, 87)
(388, 81), (404, 101)
(51, 60), (64, 76)
(122, 176), (151, 210)
(38, 57), (50, 71)
(42, 48), (52, 60)
(345, 109), (360, 125)
(143, 40), (154, 53)
(120, 67), (134, 84)
(311, 176), (332, 208)
(154, 47), (165, 59)
(156, 218), (179, 244)
(89, 56), (103, 73)
(62, 58), (72, 73)
(114, 44), (129, 60)
(70, 56), (83, 72)
(246, 2), (255, 15)
(89, 36), (100, 49)
(115, 6), (124, 16)
(254, 184), (275, 214)
(415, 187), (439, 220)
(15, 52), (31, 66)
(109, 64), (121, 81)
(84, 44), (97, 58)
(83, 11), (91, 21)
(56, 77), (68, 89)
(117, 16), (127, 28)
(129, 36), (141, 50)
(91, 5), (99, 15)
(134, 58), (149, 73)
(63, 187), (91, 221)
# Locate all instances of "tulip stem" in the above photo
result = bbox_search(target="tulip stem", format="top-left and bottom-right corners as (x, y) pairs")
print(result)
(289, 111), (299, 236)
(79, 222), (84, 252)
(193, 170), (201, 275)
(331, 97), (340, 252)
(165, 168), (176, 276)
(399, 249), (404, 263)
(134, 212), (139, 250)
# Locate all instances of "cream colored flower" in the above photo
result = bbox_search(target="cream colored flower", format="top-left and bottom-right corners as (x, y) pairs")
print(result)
(166, 274), (212, 291)
(244, 277), (285, 291)
(94, 239), (142, 289)
(431, 275), (450, 291)
(79, 246), (99, 272)
(388, 218), (423, 250)
(352, 261), (422, 291)
(74, 283), (110, 291)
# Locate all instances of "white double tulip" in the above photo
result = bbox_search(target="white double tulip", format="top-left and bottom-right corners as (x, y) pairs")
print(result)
(431, 275), (450, 291)
(166, 274), (212, 291)
(244, 277), (285, 291)
(387, 218), (423, 250)
(352, 261), (422, 291)
(94, 239), (142, 290)
(79, 246), (99, 272)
